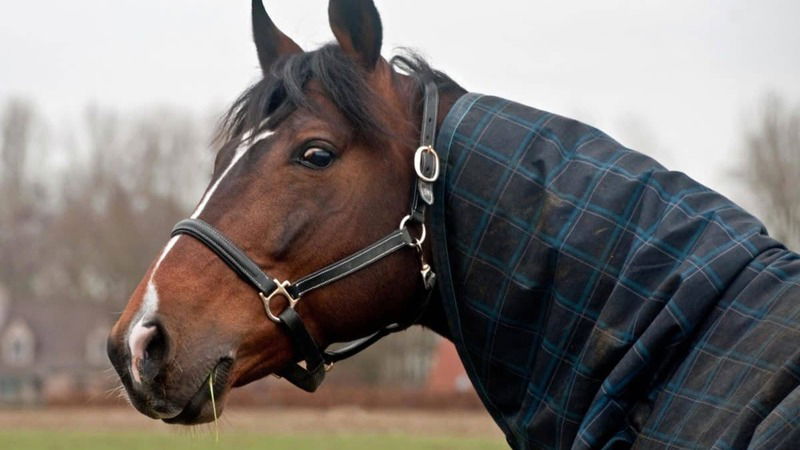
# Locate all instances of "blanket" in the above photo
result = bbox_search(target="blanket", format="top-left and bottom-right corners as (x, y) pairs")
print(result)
(430, 93), (800, 449)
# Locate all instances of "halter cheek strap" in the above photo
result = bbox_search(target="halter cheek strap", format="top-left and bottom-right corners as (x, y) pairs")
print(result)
(170, 77), (440, 393)
(411, 78), (439, 220)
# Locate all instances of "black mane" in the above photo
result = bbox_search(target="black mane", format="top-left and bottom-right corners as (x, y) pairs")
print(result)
(219, 44), (460, 145)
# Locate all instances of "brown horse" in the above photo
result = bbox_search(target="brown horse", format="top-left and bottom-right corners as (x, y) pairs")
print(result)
(109, 1), (800, 448)
(108, 0), (463, 425)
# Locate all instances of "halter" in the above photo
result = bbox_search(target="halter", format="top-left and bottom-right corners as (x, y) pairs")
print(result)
(170, 78), (440, 392)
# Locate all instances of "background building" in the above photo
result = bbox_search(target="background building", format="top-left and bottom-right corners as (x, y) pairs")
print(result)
(0, 286), (112, 404)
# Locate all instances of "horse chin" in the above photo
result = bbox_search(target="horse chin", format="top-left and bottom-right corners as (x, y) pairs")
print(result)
(162, 357), (233, 425)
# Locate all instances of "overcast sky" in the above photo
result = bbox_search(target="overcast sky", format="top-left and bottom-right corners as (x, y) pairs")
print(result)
(1, 0), (799, 213)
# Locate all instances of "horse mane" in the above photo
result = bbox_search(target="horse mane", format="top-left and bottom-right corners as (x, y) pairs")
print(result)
(218, 44), (461, 145)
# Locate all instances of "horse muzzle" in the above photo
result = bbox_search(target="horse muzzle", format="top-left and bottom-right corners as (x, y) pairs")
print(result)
(107, 317), (233, 424)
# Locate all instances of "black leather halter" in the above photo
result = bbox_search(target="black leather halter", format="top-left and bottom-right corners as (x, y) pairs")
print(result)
(170, 79), (440, 392)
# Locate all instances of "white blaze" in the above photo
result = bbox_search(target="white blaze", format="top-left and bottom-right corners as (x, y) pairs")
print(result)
(128, 281), (160, 384)
(190, 128), (274, 219)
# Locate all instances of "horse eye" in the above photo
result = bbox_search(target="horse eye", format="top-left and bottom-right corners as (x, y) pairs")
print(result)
(300, 147), (335, 169)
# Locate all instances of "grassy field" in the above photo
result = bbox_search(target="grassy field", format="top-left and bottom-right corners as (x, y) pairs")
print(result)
(0, 407), (507, 450)
(0, 431), (504, 450)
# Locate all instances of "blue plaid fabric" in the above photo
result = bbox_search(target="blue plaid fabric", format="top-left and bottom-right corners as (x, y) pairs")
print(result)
(430, 93), (800, 449)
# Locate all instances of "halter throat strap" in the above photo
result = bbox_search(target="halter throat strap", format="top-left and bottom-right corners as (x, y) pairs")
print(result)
(169, 76), (440, 393)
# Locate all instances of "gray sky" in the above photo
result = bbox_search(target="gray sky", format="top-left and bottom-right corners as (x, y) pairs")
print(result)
(1, 0), (799, 213)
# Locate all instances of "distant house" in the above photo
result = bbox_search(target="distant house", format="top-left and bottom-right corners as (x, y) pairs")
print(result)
(0, 286), (113, 405)
(426, 338), (473, 393)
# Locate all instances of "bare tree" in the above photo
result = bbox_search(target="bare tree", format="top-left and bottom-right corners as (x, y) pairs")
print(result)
(0, 99), (33, 198)
(742, 94), (800, 251)
(35, 106), (214, 306)
(0, 98), (216, 307)
(0, 100), (47, 301)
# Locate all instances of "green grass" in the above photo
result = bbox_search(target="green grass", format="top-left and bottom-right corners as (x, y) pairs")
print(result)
(0, 431), (507, 450)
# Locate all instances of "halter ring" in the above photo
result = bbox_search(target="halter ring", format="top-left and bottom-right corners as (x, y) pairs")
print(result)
(399, 214), (426, 248)
(259, 280), (300, 323)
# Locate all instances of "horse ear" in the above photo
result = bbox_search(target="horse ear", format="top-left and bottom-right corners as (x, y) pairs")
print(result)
(328, 0), (383, 70)
(252, 0), (302, 75)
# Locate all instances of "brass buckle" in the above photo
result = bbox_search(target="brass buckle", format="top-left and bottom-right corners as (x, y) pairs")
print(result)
(259, 280), (300, 324)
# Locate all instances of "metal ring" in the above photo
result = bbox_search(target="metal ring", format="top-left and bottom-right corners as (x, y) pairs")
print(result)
(259, 280), (300, 324)
(414, 146), (440, 183)
(398, 214), (413, 230)
(398, 215), (426, 247)
(415, 224), (426, 247)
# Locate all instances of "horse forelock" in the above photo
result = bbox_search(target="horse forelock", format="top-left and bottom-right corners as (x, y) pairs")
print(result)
(217, 45), (459, 153)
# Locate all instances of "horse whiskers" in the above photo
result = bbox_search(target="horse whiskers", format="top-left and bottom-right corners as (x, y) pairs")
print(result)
(103, 384), (126, 398)
(105, 383), (132, 406)
(88, 384), (122, 405)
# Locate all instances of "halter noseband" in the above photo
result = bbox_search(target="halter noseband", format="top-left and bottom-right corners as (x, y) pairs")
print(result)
(170, 78), (440, 392)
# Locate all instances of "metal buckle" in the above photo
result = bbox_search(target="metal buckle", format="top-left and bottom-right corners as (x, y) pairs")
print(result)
(259, 280), (300, 324)
(414, 145), (440, 183)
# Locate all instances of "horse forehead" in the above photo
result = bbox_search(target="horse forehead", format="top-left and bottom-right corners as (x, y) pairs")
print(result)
(289, 93), (355, 133)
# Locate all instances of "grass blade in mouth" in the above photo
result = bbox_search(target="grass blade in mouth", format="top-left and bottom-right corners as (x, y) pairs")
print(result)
(209, 370), (219, 443)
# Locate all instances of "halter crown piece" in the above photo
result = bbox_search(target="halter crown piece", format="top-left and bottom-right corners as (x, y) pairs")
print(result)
(170, 78), (440, 392)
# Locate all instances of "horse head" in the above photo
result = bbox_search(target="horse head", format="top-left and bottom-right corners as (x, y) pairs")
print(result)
(107, 0), (463, 424)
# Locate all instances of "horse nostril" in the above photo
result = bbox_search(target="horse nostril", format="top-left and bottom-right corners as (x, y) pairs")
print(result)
(144, 324), (166, 362)
(129, 319), (170, 384)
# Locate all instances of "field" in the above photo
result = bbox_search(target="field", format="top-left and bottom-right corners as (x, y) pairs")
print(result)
(0, 407), (506, 449)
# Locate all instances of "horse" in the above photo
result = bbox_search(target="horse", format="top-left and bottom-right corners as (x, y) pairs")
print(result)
(108, 1), (800, 448)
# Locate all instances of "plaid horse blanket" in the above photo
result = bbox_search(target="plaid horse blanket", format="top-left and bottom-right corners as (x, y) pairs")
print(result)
(429, 93), (800, 449)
